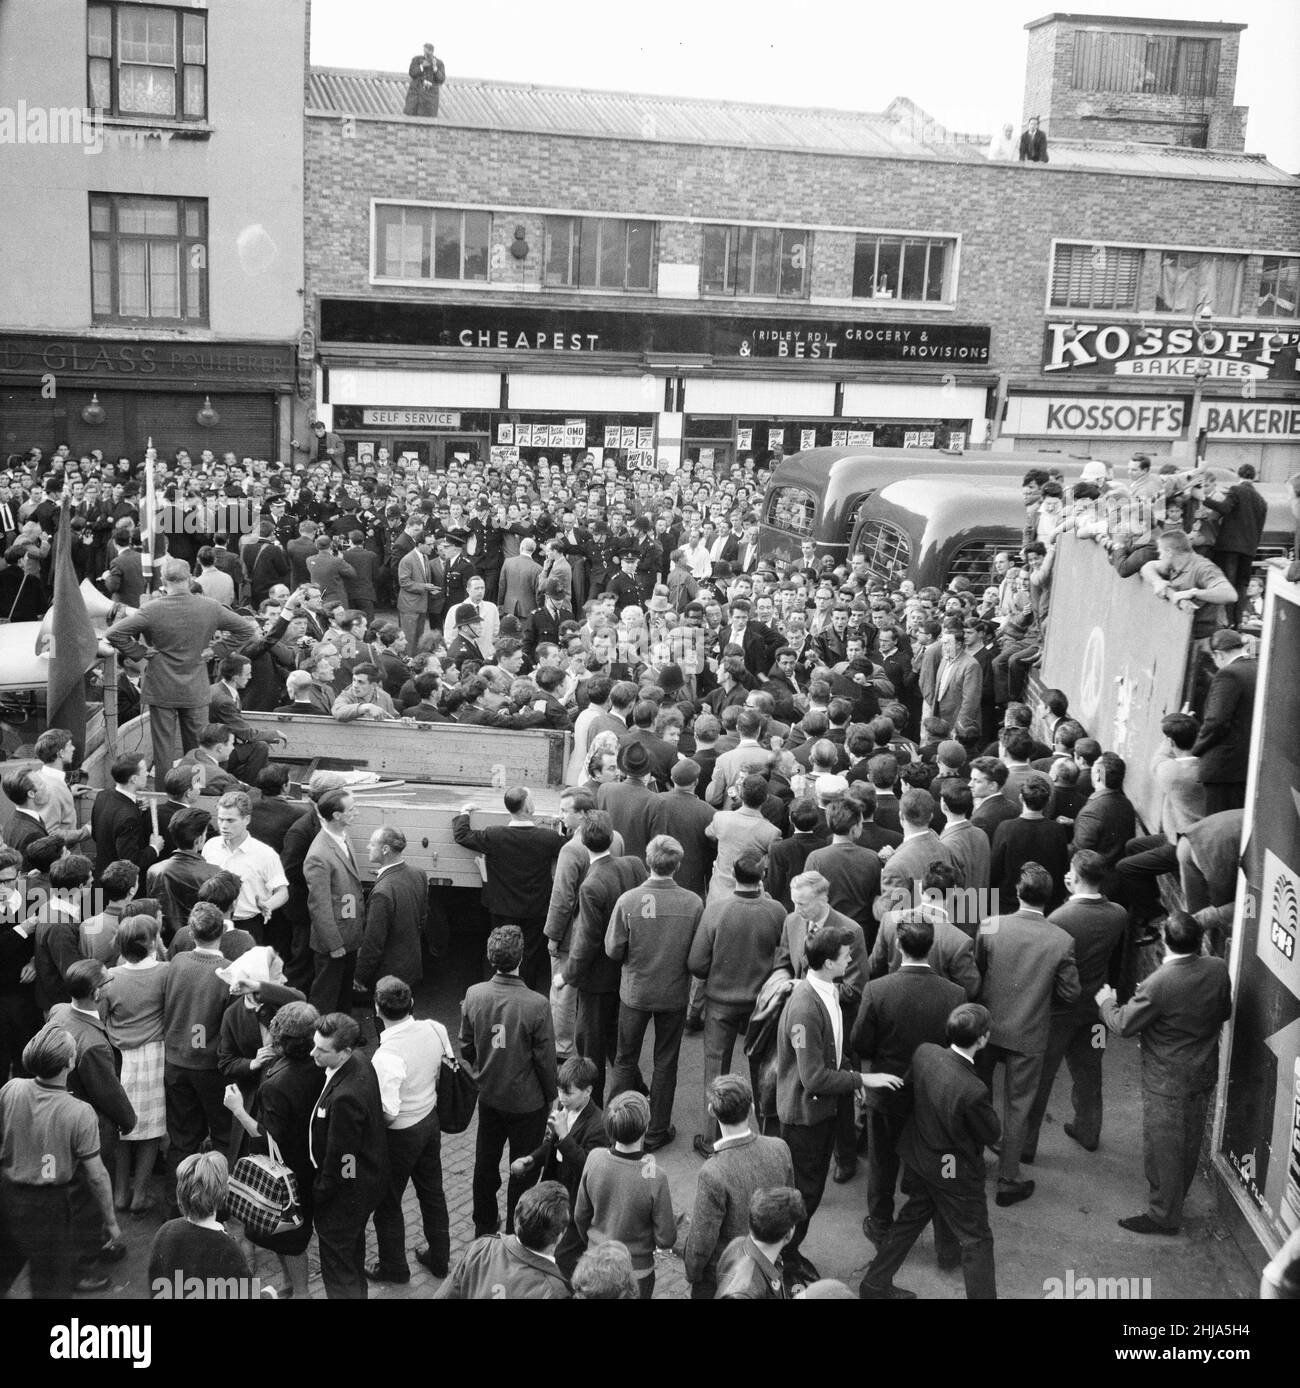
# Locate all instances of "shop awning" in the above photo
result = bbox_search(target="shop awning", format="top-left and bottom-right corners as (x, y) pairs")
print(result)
(684, 378), (836, 416)
(506, 372), (667, 412)
(328, 368), (502, 408)
(840, 382), (989, 419)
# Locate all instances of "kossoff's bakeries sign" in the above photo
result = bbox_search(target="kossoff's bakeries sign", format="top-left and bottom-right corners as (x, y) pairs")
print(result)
(1042, 322), (1300, 381)
(319, 299), (991, 365)
(1003, 395), (1186, 437)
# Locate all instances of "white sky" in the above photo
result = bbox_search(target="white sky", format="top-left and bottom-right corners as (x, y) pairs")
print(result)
(310, 0), (1300, 173)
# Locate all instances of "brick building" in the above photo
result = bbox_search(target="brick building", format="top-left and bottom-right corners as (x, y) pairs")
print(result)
(303, 15), (1299, 483)
(0, 0), (310, 464)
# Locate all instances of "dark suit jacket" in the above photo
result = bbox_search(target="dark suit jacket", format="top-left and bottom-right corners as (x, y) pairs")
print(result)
(1190, 658), (1257, 785)
(246, 540), (289, 602)
(247, 796), (303, 855)
(521, 1100), (607, 1205)
(305, 551), (356, 610)
(898, 1042), (1000, 1189)
(764, 830), (829, 911)
(1204, 480), (1267, 555)
(852, 965), (968, 1078)
(341, 546), (379, 604)
(1068, 789), (1137, 870)
(6, 809), (47, 868)
(90, 786), (155, 875)
(460, 973), (557, 1114)
(451, 818), (563, 919)
(47, 1003), (136, 1139)
(303, 828), (366, 954)
(1018, 128), (1048, 163)
(804, 842), (881, 933)
(355, 859), (427, 989)
(310, 1051), (388, 1214)
(567, 855), (648, 993)
(972, 793), (1019, 844)
(595, 779), (657, 862)
(644, 789), (716, 899)
(977, 908), (1080, 1055)
(775, 978), (862, 1127)
(990, 815), (1072, 912)
(146, 850), (222, 940)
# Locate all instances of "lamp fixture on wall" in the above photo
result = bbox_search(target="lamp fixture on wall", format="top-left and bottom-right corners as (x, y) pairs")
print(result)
(80, 393), (106, 426)
(510, 225), (530, 260)
(195, 395), (220, 427)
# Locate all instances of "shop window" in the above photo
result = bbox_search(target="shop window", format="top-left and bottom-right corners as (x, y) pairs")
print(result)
(1050, 243), (1142, 311)
(764, 485), (816, 536)
(852, 236), (952, 303)
(1256, 256), (1299, 320)
(90, 193), (207, 324)
(947, 541), (1002, 594)
(702, 225), (809, 298)
(373, 205), (490, 282)
(543, 217), (653, 291)
(1154, 251), (1244, 315)
(88, 4), (206, 121)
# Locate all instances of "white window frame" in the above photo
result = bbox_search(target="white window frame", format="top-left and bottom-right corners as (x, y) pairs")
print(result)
(850, 233), (957, 305)
(371, 203), (491, 285)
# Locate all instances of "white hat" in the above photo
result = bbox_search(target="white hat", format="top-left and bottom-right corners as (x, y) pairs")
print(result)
(217, 945), (278, 994)
(1080, 461), (1109, 483)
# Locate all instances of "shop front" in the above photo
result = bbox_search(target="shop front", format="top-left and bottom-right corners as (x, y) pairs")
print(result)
(1007, 319), (1300, 479)
(0, 334), (296, 464)
(318, 298), (994, 476)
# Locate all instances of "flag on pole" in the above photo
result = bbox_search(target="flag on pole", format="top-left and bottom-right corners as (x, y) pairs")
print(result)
(45, 496), (100, 758)
(141, 438), (157, 591)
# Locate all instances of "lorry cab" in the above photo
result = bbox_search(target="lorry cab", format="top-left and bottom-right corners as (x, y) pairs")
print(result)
(758, 445), (1091, 567)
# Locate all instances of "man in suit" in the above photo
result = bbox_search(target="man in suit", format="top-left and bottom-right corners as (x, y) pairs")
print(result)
(859, 1004), (1001, 1300)
(876, 789), (962, 932)
(775, 923), (902, 1286)
(1018, 114), (1048, 163)
(246, 765), (301, 855)
(396, 533), (440, 650)
(1190, 630), (1258, 815)
(146, 808), (222, 943)
(735, 516), (762, 576)
(498, 537), (542, 620)
(976, 863), (1081, 1207)
(245, 522), (290, 607)
(175, 726), (245, 794)
(683, 1073), (795, 1299)
(285, 520), (319, 588)
(869, 863), (981, 1000)
(970, 757), (1019, 845)
(938, 782), (991, 932)
(303, 788), (367, 1015)
(461, 924), (558, 1238)
(107, 558), (261, 782)
(805, 797), (882, 937)
(1023, 851), (1128, 1163)
(1203, 463), (1268, 626)
(764, 797), (829, 910)
(341, 529), (379, 621)
(1098, 911), (1232, 1234)
(452, 788), (564, 996)
(208, 654), (287, 786)
(310, 1011), (389, 1299)
(645, 759), (716, 901)
(90, 754), (161, 877)
(562, 815), (647, 1105)
(929, 629), (983, 742)
(509, 1054), (607, 1213)
(618, 702), (679, 792)
(853, 911), (968, 1245)
(990, 777), (1072, 914)
(1069, 748), (1138, 899)
(305, 534), (355, 612)
(3, 770), (56, 868)
(596, 740), (658, 861)
(355, 826), (427, 992)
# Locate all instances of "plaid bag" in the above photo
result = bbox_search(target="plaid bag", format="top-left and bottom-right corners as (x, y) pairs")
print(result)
(227, 1136), (302, 1240)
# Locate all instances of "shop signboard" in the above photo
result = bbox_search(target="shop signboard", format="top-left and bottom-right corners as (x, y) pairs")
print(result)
(1041, 321), (1300, 382)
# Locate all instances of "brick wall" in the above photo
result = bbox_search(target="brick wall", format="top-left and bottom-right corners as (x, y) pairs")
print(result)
(305, 114), (1300, 379)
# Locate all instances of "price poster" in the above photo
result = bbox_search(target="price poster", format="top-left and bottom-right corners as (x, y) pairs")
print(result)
(355, 441), (375, 465)
(564, 420), (588, 447)
(497, 423), (514, 444)
(620, 427), (638, 449)
(948, 431), (966, 451)
(831, 430), (848, 447)
(604, 425), (621, 448)
(490, 445), (520, 465)
(736, 428), (753, 450)
(767, 427), (786, 449)
(548, 424), (565, 447)
(903, 432), (921, 448)
(637, 427), (655, 449)
(847, 430), (874, 447)
(918, 431), (936, 448)
(800, 429), (817, 451)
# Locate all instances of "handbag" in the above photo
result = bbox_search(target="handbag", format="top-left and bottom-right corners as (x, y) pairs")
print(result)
(430, 1019), (478, 1134)
(226, 1133), (303, 1239)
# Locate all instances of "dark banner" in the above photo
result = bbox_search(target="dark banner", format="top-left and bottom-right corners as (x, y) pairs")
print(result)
(1216, 569), (1300, 1253)
(320, 299), (990, 366)
(0, 335), (295, 388)
(1041, 320), (1300, 383)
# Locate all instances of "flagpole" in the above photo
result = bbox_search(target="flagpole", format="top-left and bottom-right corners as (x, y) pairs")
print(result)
(142, 438), (157, 593)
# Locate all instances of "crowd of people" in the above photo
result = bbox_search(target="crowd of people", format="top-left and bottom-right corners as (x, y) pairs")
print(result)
(0, 433), (1282, 1299)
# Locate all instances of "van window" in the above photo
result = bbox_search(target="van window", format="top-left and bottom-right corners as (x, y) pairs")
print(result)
(855, 519), (911, 585)
(765, 485), (816, 537)
(947, 541), (1003, 593)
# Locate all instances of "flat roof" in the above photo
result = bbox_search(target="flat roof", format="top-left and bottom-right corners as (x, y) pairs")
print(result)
(1025, 12), (1246, 33)
(307, 69), (1296, 185)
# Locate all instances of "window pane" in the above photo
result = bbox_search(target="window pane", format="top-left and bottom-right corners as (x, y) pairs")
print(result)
(89, 57), (111, 109)
(701, 226), (731, 293)
(434, 212), (461, 279)
(184, 203), (204, 238)
(91, 240), (112, 316)
(1259, 257), (1300, 319)
(187, 257), (204, 319)
(118, 242), (148, 316)
(182, 13), (206, 63)
(119, 7), (175, 64)
(183, 66), (205, 118)
(149, 242), (180, 317)
(626, 222), (652, 289)
(119, 65), (176, 115)
(779, 231), (806, 296)
(462, 211), (490, 280)
(117, 198), (177, 236)
(750, 227), (779, 294)
(544, 217), (575, 285)
(851, 237), (876, 297)
(874, 238), (901, 298)
(88, 5), (112, 57)
(925, 242), (947, 301)
(901, 239), (928, 300)
(598, 220), (625, 288)
(577, 218), (600, 287)
(90, 198), (112, 234)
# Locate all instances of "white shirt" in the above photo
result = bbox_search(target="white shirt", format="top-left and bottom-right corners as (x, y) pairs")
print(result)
(309, 1062), (344, 1168)
(201, 832), (288, 919)
(443, 597), (499, 660)
(807, 971), (843, 1066)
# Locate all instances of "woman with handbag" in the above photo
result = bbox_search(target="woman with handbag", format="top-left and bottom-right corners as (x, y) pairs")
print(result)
(223, 1000), (321, 1299)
